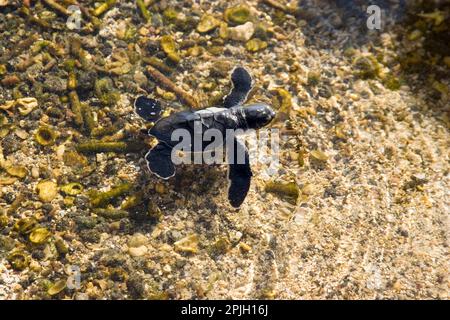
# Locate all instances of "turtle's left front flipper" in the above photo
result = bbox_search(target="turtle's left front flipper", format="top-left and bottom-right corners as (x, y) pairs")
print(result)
(145, 143), (175, 179)
(227, 137), (252, 208)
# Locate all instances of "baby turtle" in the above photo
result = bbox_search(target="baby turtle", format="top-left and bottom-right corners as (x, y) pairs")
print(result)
(134, 66), (275, 208)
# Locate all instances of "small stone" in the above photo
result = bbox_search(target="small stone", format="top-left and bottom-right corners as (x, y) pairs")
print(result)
(1, 74), (20, 87)
(7, 251), (29, 271)
(60, 182), (83, 196)
(29, 227), (51, 245)
(133, 70), (147, 87)
(64, 151), (88, 168)
(239, 242), (251, 253)
(245, 38), (267, 52)
(160, 35), (180, 63)
(0, 100), (15, 110)
(128, 245), (148, 257)
(197, 14), (220, 33)
(393, 280), (402, 292)
(272, 88), (292, 122)
(128, 233), (148, 248)
(74, 292), (90, 300)
(55, 237), (69, 255)
(174, 234), (199, 254)
(31, 167), (39, 179)
(224, 5), (251, 25)
(29, 260), (42, 272)
(6, 166), (28, 178)
(15, 128), (29, 140)
(209, 237), (231, 256)
(265, 181), (299, 204)
(219, 22), (229, 39)
(310, 150), (329, 162)
(294, 213), (305, 225)
(227, 22), (255, 42)
(43, 75), (67, 93)
(48, 280), (66, 296)
(36, 180), (58, 202)
(301, 183), (315, 195)
(41, 203), (54, 214)
(0, 177), (17, 185)
(155, 183), (165, 194)
(1, 134), (20, 155)
(187, 45), (204, 57)
(16, 97), (38, 116)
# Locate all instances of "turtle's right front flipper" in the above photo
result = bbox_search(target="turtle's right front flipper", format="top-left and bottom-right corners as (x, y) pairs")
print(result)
(227, 138), (252, 208)
(145, 143), (175, 179)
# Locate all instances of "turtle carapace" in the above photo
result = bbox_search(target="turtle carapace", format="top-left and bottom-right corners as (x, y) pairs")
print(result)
(134, 66), (276, 208)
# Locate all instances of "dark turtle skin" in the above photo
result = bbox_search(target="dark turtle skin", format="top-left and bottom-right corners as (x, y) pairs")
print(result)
(134, 67), (275, 208)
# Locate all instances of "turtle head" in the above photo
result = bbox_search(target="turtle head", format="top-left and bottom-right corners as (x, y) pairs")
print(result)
(243, 103), (276, 129)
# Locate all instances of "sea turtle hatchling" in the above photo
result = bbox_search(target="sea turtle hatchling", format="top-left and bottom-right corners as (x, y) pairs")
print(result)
(134, 66), (276, 208)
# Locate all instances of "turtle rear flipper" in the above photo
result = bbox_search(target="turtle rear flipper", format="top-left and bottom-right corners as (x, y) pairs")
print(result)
(145, 143), (175, 179)
(227, 138), (252, 208)
(223, 66), (253, 109)
(134, 96), (162, 122)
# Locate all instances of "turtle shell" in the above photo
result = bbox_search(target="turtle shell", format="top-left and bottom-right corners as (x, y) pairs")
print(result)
(149, 109), (225, 150)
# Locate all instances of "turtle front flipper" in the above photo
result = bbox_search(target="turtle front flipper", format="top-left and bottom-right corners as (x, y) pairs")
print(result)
(134, 96), (162, 122)
(145, 143), (176, 179)
(227, 137), (252, 208)
(223, 66), (253, 109)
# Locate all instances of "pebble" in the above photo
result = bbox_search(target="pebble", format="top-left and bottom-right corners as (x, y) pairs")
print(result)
(174, 234), (199, 254)
(30, 166), (39, 179)
(227, 22), (255, 42)
(36, 180), (58, 203)
(197, 14), (220, 33)
(128, 245), (148, 257)
(74, 292), (90, 300)
(128, 233), (148, 248)
(14, 129), (29, 140)
(43, 75), (67, 93)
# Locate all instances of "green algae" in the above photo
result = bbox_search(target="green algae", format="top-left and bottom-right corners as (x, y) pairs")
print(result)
(94, 208), (129, 220)
(265, 181), (299, 204)
(7, 251), (30, 271)
(75, 141), (146, 154)
(137, 0), (151, 22)
(60, 182), (84, 196)
(224, 5), (251, 25)
(94, 78), (120, 106)
(90, 183), (133, 208)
